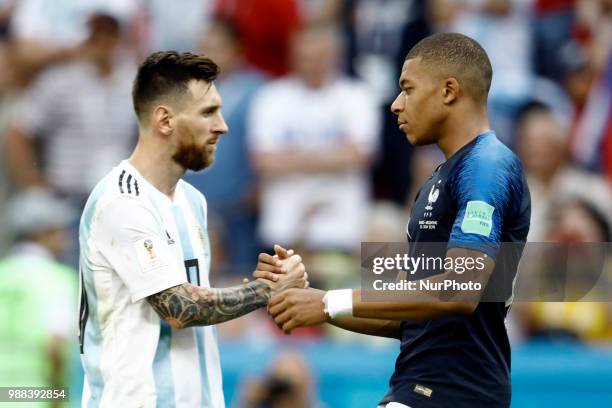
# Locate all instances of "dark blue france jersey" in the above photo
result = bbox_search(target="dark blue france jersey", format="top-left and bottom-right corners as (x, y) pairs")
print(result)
(381, 131), (531, 408)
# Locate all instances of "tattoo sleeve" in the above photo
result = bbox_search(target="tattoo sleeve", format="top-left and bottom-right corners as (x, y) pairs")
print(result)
(147, 281), (271, 329)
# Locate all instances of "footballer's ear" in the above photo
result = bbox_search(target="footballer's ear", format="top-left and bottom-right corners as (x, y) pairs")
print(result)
(153, 105), (173, 137)
(442, 77), (459, 105)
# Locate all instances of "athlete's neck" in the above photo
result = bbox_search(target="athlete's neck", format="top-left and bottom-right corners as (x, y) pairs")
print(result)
(128, 139), (185, 199)
(437, 109), (490, 159)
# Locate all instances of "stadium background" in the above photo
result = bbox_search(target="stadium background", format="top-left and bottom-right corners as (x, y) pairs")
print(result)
(0, 0), (611, 407)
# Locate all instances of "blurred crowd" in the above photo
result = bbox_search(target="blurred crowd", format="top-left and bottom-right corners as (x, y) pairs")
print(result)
(0, 0), (611, 406)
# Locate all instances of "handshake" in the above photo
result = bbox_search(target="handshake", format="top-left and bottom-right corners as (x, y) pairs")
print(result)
(251, 245), (329, 334)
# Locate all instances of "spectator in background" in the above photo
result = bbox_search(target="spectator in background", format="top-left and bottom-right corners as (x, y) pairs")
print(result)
(8, 0), (139, 85)
(450, 0), (535, 143)
(574, 0), (612, 72)
(5, 12), (137, 267)
(519, 198), (612, 342)
(0, 37), (18, 255)
(248, 23), (379, 284)
(143, 0), (214, 53)
(343, 0), (426, 207)
(0, 189), (78, 397)
(5, 13), (137, 205)
(184, 18), (267, 277)
(297, 0), (344, 24)
(569, 0), (612, 175)
(533, 0), (576, 83)
(240, 351), (320, 408)
(0, 0), (13, 37)
(516, 101), (612, 241)
(561, 41), (595, 126)
(547, 199), (612, 243)
(216, 0), (301, 77)
(344, 0), (418, 104)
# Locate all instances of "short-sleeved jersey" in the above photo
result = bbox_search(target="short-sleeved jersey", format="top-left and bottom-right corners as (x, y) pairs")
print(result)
(381, 131), (531, 408)
(78, 161), (224, 408)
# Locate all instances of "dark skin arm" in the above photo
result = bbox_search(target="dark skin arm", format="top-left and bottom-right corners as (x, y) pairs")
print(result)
(330, 316), (403, 339)
(268, 248), (494, 333)
(266, 286), (402, 338)
(353, 248), (494, 320)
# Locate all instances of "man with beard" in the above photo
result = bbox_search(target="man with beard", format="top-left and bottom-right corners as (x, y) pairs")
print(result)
(78, 51), (307, 407)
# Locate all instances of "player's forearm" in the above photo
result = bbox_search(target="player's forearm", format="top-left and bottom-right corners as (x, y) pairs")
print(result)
(328, 316), (402, 339)
(147, 281), (270, 329)
(14, 39), (79, 78)
(351, 249), (493, 320)
(352, 290), (477, 321)
(5, 127), (46, 188)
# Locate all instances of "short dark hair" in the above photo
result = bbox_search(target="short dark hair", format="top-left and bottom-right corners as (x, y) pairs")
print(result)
(132, 51), (219, 122)
(406, 33), (492, 104)
(561, 199), (611, 242)
(516, 100), (551, 128)
(514, 100), (553, 133)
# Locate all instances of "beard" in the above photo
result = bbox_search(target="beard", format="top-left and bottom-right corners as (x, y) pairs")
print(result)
(171, 139), (214, 171)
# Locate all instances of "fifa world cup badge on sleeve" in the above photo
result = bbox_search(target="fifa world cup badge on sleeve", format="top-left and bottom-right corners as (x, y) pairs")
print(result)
(134, 236), (169, 273)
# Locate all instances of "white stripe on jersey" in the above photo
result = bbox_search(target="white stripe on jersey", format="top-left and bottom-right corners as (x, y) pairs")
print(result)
(79, 161), (224, 408)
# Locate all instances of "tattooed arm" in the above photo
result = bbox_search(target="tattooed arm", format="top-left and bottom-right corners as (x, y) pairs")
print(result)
(147, 281), (272, 329)
(147, 253), (306, 329)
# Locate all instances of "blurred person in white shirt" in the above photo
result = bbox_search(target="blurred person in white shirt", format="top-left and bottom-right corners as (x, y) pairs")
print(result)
(5, 13), (138, 203)
(248, 23), (380, 257)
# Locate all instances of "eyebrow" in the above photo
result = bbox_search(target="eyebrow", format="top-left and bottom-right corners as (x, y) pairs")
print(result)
(202, 102), (222, 111)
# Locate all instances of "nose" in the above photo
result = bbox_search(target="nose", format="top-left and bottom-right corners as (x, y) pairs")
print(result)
(214, 112), (229, 135)
(390, 93), (403, 115)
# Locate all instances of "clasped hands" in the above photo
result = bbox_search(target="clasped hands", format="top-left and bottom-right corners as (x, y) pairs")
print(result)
(253, 245), (328, 334)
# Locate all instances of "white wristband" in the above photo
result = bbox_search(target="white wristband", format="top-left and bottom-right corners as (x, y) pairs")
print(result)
(323, 289), (353, 319)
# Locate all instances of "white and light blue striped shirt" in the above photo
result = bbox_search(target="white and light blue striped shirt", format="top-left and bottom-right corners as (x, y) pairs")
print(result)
(79, 161), (224, 407)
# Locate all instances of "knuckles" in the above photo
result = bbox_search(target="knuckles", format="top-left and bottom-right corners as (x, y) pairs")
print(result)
(291, 254), (302, 263)
(286, 294), (298, 306)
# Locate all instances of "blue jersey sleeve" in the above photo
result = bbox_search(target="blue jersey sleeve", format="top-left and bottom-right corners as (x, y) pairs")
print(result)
(448, 142), (523, 259)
